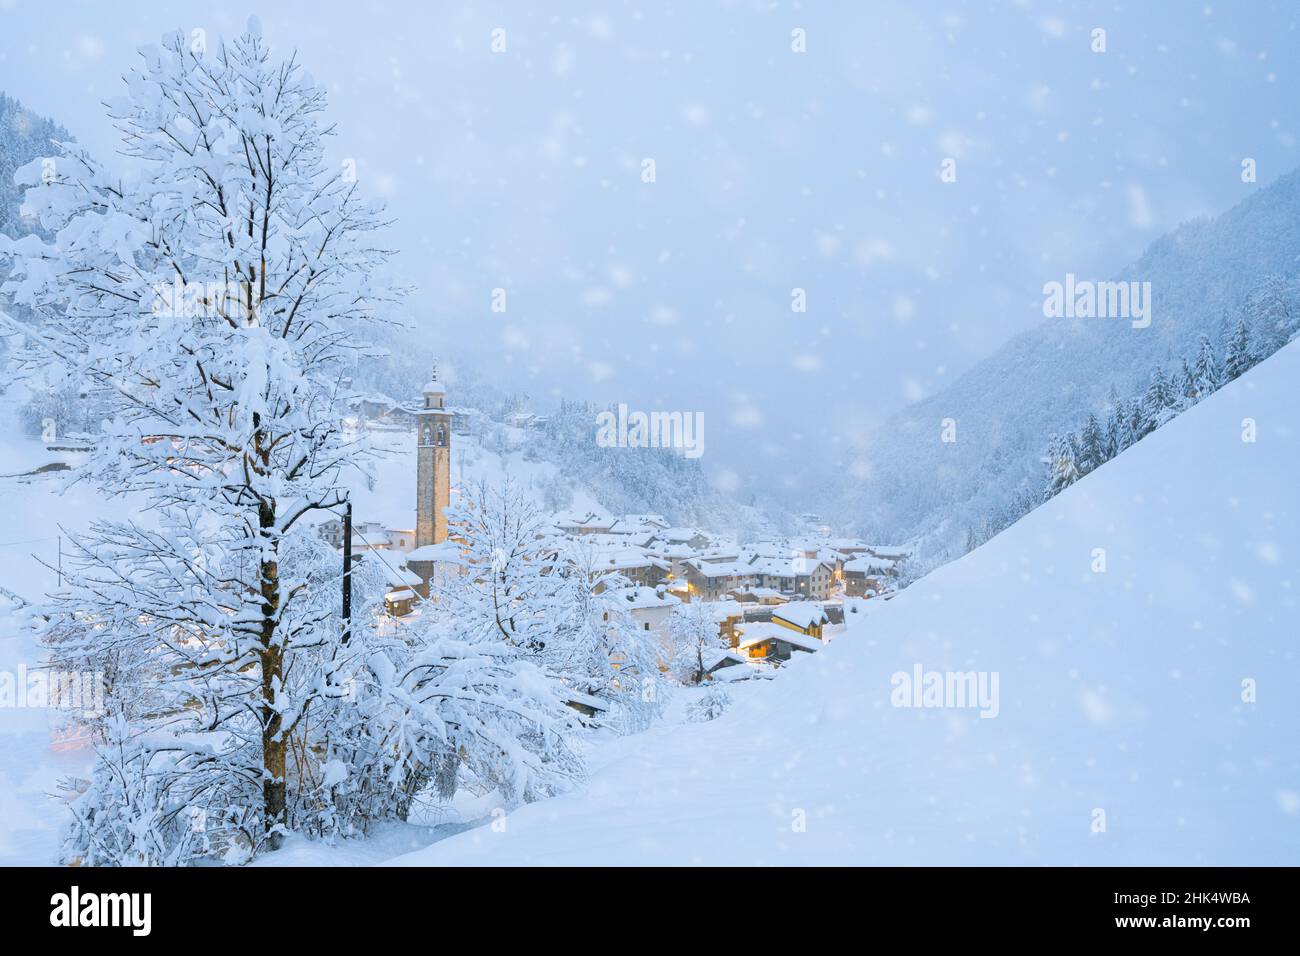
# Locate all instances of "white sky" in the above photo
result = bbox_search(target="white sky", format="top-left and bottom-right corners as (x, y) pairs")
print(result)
(2, 0), (1298, 493)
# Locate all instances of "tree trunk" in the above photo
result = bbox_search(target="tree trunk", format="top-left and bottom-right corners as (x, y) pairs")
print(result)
(258, 497), (287, 848)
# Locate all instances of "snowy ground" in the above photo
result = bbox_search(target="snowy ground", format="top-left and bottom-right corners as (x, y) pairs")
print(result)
(0, 410), (99, 865)
(383, 342), (1300, 866)
(0, 596), (93, 866)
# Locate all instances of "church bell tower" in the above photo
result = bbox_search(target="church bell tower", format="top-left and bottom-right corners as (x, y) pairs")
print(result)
(415, 365), (452, 548)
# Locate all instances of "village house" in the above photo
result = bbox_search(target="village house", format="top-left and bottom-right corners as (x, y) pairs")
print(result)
(607, 514), (669, 536)
(680, 558), (752, 602)
(582, 531), (659, 550)
(727, 586), (789, 606)
(702, 647), (773, 682)
(317, 517), (416, 555)
(741, 553), (837, 600)
(621, 513), (669, 528)
(384, 588), (418, 617)
(505, 410), (549, 431)
(348, 393), (418, 429)
(652, 542), (718, 583)
(604, 586), (681, 661)
(554, 509), (616, 536)
(842, 548), (906, 598)
(588, 546), (670, 588)
(770, 602), (830, 639)
(734, 621), (824, 662)
(656, 527), (714, 551)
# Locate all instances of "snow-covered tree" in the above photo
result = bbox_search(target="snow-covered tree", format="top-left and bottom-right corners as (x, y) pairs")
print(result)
(1076, 413), (1107, 475)
(1221, 317), (1254, 383)
(1139, 366), (1176, 435)
(1189, 334), (1222, 400)
(1043, 432), (1081, 498)
(433, 478), (563, 653)
(1243, 274), (1296, 359)
(540, 471), (574, 512)
(1103, 406), (1123, 462)
(669, 600), (724, 685)
(434, 478), (665, 736)
(0, 21), (402, 858)
(544, 542), (668, 733)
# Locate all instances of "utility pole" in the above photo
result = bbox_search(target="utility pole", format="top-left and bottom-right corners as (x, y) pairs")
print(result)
(341, 500), (352, 645)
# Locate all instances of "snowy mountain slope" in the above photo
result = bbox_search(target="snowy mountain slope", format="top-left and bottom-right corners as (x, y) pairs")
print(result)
(387, 341), (1300, 866)
(0, 93), (73, 242)
(832, 169), (1300, 555)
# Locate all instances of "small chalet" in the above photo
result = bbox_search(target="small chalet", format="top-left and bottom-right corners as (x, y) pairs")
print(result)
(734, 622), (824, 662)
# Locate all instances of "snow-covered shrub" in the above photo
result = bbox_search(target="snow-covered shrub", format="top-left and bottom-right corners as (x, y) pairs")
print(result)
(61, 719), (259, 867)
(687, 684), (732, 723)
(316, 626), (584, 833)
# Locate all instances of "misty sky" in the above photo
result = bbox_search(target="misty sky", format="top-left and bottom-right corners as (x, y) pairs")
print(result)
(3, 0), (1298, 498)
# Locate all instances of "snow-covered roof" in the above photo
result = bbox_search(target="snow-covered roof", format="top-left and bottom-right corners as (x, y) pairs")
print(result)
(844, 553), (899, 574)
(685, 558), (748, 579)
(702, 647), (750, 670)
(651, 542), (705, 559)
(659, 527), (708, 543)
(590, 547), (669, 572)
(613, 586), (681, 610)
(385, 566), (423, 587)
(619, 513), (668, 529)
(563, 690), (610, 711)
(553, 508), (615, 529)
(728, 587), (789, 603)
(743, 554), (833, 577)
(709, 662), (774, 682)
(736, 622), (824, 652)
(407, 543), (459, 562)
(771, 602), (830, 631)
(707, 600), (744, 620)
(584, 531), (658, 549)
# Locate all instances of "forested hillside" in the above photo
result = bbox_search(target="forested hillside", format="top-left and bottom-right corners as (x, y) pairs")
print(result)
(829, 170), (1300, 566)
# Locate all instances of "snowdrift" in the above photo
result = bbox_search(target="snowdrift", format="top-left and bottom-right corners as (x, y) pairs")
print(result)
(390, 341), (1300, 866)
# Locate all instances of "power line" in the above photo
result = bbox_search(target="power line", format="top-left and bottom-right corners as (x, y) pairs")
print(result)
(0, 535), (61, 548)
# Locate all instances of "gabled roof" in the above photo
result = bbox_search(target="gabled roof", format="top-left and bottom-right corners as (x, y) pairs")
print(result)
(612, 586), (681, 610)
(386, 565), (424, 587)
(771, 602), (830, 630)
(703, 647), (750, 670)
(844, 553), (900, 574)
(736, 622), (824, 652)
(553, 508), (615, 528)
(590, 547), (669, 572)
